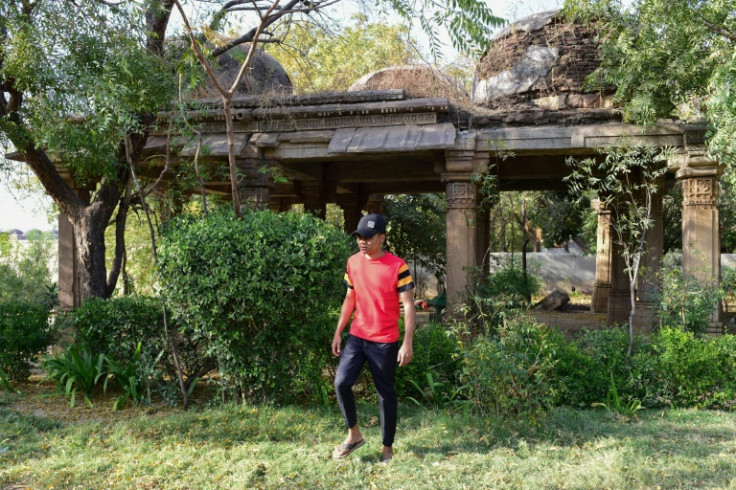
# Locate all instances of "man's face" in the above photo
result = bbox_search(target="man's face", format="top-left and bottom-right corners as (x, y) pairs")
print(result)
(356, 233), (384, 256)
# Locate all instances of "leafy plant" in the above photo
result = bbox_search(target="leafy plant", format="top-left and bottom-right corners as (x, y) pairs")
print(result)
(406, 372), (468, 410)
(655, 262), (723, 334)
(460, 318), (559, 421)
(459, 259), (541, 335)
(565, 144), (671, 357)
(0, 301), (55, 381)
(42, 347), (106, 408)
(0, 366), (19, 394)
(103, 342), (145, 411)
(593, 373), (643, 420)
(63, 296), (212, 398)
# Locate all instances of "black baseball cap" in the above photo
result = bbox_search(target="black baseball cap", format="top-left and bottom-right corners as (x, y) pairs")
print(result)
(350, 214), (387, 238)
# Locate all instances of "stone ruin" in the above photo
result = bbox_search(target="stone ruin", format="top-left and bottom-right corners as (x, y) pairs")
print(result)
(472, 10), (613, 110)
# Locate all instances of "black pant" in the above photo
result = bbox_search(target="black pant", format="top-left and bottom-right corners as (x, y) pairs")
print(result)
(334, 334), (400, 447)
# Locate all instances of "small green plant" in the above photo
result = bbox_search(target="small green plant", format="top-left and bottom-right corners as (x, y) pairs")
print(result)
(406, 372), (468, 410)
(104, 342), (146, 411)
(593, 373), (643, 420)
(0, 366), (19, 393)
(42, 347), (106, 408)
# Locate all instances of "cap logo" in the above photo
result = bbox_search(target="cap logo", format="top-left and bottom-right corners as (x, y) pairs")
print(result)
(367, 221), (375, 228)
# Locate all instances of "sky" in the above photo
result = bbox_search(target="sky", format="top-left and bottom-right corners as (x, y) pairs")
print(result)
(0, 0), (563, 233)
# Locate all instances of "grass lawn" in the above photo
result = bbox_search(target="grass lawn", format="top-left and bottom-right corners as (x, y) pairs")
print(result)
(2, 381), (736, 489)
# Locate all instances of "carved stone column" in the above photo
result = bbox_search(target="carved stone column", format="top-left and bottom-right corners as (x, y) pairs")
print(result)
(58, 212), (81, 310)
(58, 188), (91, 311)
(676, 147), (723, 331)
(237, 159), (275, 210)
(443, 134), (486, 307)
(591, 200), (613, 313)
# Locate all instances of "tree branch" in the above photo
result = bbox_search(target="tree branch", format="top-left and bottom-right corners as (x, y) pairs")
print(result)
(211, 0), (304, 57)
(700, 17), (736, 43)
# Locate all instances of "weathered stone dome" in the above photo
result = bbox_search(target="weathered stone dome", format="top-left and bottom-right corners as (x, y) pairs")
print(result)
(349, 65), (468, 101)
(199, 43), (292, 97)
(472, 10), (611, 110)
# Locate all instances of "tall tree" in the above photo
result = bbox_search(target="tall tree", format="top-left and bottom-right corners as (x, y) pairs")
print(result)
(566, 0), (736, 164)
(1, 0), (504, 302)
(0, 1), (176, 301)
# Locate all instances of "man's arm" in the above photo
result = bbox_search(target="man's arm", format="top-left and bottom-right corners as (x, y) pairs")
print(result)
(397, 289), (415, 366)
(332, 288), (356, 357)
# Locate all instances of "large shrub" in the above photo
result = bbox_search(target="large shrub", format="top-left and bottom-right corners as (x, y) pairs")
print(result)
(0, 301), (55, 380)
(630, 328), (736, 409)
(158, 209), (352, 403)
(460, 318), (558, 421)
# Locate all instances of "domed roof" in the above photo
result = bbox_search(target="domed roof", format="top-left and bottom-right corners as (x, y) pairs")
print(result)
(472, 10), (611, 110)
(349, 65), (468, 101)
(199, 43), (292, 97)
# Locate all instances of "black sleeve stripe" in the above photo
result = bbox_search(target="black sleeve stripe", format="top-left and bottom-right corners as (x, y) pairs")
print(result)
(398, 269), (411, 280)
(398, 282), (415, 293)
(343, 279), (353, 289)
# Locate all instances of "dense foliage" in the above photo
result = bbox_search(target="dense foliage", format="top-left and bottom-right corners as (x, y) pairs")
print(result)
(0, 301), (55, 381)
(460, 318), (560, 421)
(158, 209), (352, 403)
(566, 0), (736, 166)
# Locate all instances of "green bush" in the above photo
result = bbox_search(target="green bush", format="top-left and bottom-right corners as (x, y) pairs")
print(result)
(0, 301), (55, 381)
(396, 322), (462, 405)
(62, 296), (211, 395)
(460, 318), (558, 421)
(630, 328), (736, 409)
(158, 209), (352, 404)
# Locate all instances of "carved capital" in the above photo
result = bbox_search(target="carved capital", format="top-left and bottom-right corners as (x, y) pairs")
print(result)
(682, 176), (719, 206)
(445, 181), (476, 210)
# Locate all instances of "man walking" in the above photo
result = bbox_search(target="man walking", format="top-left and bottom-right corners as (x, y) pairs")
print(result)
(331, 213), (416, 463)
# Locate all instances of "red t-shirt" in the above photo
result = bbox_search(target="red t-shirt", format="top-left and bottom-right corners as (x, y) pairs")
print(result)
(343, 251), (415, 343)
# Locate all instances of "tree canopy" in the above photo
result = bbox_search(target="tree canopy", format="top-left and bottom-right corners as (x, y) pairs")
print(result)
(566, 0), (736, 165)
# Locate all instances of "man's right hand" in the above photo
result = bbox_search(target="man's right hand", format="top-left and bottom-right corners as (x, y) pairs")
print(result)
(332, 332), (343, 357)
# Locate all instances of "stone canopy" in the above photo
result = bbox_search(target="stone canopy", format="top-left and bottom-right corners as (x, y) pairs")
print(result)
(42, 11), (724, 332)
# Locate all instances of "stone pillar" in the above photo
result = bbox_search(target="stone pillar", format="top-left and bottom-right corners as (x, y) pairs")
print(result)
(364, 194), (385, 215)
(607, 239), (631, 325)
(337, 194), (361, 235)
(676, 147), (723, 331)
(591, 200), (613, 313)
(237, 159), (274, 210)
(634, 178), (665, 331)
(58, 212), (81, 310)
(443, 134), (486, 307)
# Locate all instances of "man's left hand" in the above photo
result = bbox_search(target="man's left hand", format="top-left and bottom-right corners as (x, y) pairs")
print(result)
(397, 343), (413, 367)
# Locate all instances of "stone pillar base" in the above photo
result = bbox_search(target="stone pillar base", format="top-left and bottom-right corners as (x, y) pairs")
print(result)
(633, 301), (657, 334)
(591, 282), (611, 313)
(607, 289), (631, 326)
